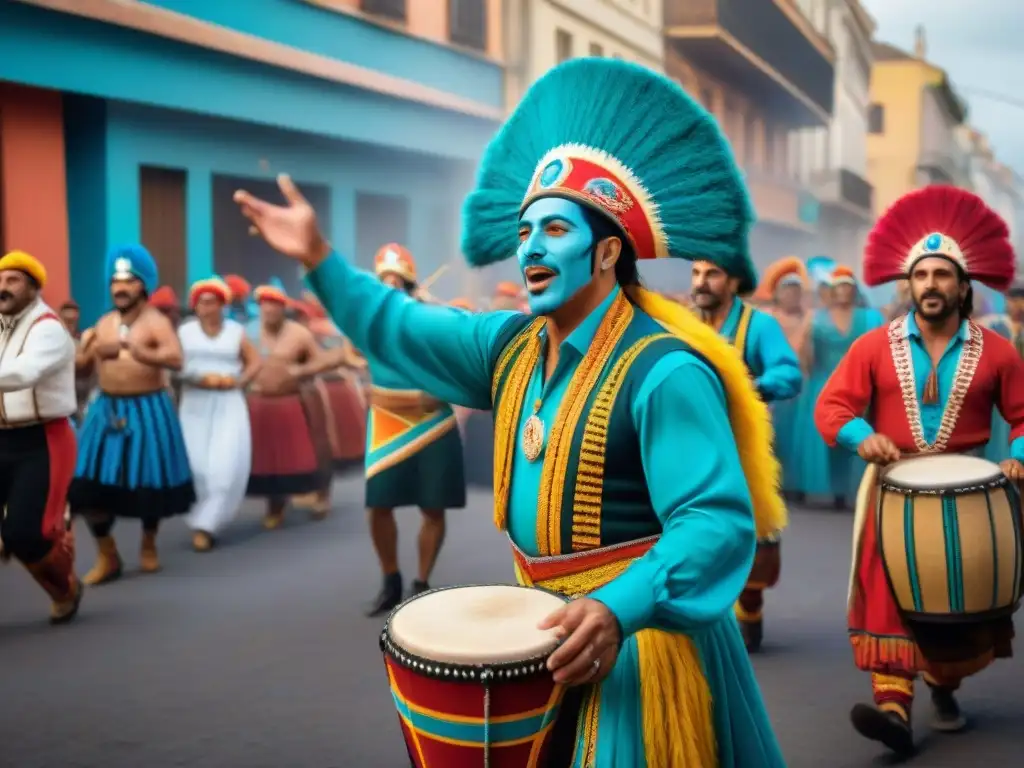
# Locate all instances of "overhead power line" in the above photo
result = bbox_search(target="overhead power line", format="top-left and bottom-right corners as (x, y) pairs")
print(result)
(959, 86), (1024, 111)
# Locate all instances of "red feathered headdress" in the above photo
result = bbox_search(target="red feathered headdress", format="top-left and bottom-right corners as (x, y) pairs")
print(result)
(864, 186), (1016, 291)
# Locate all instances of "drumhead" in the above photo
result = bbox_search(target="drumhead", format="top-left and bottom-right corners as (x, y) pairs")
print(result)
(387, 585), (566, 665)
(884, 454), (1003, 489)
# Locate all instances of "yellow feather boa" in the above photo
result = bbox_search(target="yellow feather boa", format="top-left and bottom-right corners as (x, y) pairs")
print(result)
(625, 285), (786, 539)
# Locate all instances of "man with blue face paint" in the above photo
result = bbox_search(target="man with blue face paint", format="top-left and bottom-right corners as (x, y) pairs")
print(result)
(236, 59), (787, 766)
(691, 258), (802, 654)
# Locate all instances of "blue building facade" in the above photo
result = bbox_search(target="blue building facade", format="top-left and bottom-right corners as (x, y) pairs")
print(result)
(0, 0), (504, 322)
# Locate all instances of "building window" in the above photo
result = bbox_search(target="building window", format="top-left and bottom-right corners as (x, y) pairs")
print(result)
(556, 29), (573, 62)
(450, 0), (487, 52)
(590, 42), (604, 57)
(868, 103), (885, 134)
(361, 0), (406, 22)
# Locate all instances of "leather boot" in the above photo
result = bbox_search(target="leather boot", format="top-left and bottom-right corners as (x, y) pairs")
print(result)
(83, 535), (123, 586)
(23, 538), (84, 624)
(139, 530), (161, 573)
(365, 572), (403, 617)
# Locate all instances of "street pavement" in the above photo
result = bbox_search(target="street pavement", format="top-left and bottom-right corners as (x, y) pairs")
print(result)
(1, 477), (1021, 767)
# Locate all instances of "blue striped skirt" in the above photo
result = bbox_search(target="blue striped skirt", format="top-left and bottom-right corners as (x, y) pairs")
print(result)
(68, 391), (196, 520)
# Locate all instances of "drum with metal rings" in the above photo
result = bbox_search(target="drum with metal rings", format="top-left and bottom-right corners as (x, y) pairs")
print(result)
(876, 454), (1023, 623)
(380, 584), (569, 767)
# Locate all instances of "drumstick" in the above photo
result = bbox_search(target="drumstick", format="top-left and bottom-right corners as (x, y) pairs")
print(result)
(418, 264), (449, 292)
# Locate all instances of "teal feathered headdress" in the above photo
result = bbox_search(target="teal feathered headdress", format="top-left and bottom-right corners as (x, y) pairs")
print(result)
(462, 58), (758, 293)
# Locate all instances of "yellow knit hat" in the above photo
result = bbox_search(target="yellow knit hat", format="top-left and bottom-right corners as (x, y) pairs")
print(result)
(0, 250), (47, 288)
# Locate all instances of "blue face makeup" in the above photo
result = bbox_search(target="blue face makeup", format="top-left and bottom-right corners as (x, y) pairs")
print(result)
(517, 197), (595, 315)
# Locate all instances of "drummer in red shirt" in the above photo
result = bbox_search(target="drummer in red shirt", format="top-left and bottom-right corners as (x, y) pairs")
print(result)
(815, 186), (1024, 755)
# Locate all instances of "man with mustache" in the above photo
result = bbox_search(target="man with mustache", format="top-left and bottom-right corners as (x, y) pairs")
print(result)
(815, 186), (1024, 755)
(70, 245), (195, 584)
(0, 251), (82, 624)
(235, 59), (787, 766)
(691, 258), (802, 653)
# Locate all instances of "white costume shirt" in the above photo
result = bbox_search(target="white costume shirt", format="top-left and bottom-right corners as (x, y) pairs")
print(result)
(0, 298), (76, 424)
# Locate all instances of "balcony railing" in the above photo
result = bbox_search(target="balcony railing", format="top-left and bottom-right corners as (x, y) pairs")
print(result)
(665, 0), (834, 128)
(809, 167), (874, 217)
(916, 152), (960, 185)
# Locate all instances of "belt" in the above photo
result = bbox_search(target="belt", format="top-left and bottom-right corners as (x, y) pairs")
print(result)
(369, 386), (439, 418)
(511, 535), (658, 596)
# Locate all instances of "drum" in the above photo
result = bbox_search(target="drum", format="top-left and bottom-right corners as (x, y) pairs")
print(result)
(877, 454), (1023, 623)
(381, 584), (569, 767)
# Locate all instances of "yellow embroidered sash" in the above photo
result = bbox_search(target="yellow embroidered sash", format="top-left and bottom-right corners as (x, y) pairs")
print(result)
(513, 539), (717, 768)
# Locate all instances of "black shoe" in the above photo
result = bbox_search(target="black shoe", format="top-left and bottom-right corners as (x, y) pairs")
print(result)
(741, 620), (763, 653)
(851, 703), (914, 755)
(930, 687), (966, 732)
(408, 579), (430, 598)
(365, 573), (403, 618)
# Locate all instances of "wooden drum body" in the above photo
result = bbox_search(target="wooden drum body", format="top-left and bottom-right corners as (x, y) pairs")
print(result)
(877, 454), (1024, 623)
(380, 584), (569, 767)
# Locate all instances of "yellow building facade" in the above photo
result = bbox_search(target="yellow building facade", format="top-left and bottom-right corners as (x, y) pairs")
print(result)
(866, 35), (969, 216)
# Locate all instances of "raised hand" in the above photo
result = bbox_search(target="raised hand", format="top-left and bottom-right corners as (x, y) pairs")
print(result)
(233, 174), (328, 268)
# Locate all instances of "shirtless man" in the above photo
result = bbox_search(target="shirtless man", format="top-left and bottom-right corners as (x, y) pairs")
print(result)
(70, 245), (196, 584)
(245, 286), (332, 528)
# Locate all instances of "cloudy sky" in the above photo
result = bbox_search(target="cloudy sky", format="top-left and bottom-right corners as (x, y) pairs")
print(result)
(861, 0), (1024, 173)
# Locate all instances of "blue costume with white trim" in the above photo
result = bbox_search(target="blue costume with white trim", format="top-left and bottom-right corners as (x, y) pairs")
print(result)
(69, 245), (195, 521)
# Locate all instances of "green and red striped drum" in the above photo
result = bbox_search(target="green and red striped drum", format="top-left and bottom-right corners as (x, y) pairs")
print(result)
(877, 454), (1024, 623)
(380, 584), (569, 767)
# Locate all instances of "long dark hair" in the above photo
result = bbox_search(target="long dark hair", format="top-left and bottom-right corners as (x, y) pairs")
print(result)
(580, 206), (640, 288)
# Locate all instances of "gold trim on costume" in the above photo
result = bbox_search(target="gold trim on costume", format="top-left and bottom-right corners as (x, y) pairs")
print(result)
(537, 294), (633, 555)
(887, 316), (983, 454)
(492, 319), (546, 531)
(570, 334), (674, 551)
(733, 302), (753, 359)
(514, 539), (718, 768)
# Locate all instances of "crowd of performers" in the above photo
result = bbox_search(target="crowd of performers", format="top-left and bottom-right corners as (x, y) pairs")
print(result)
(2, 57), (1024, 766)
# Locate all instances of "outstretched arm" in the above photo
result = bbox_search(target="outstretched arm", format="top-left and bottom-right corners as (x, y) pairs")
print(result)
(306, 253), (521, 409)
(591, 353), (757, 636)
(751, 313), (802, 402)
(235, 174), (524, 410)
(814, 334), (876, 453)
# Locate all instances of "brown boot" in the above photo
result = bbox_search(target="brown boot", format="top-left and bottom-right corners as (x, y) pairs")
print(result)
(83, 535), (123, 586)
(23, 537), (84, 624)
(139, 531), (161, 573)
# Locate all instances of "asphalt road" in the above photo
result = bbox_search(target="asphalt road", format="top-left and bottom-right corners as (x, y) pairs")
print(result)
(1, 477), (1021, 768)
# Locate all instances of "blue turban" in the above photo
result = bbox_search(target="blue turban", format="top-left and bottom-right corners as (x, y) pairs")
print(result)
(106, 244), (159, 295)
